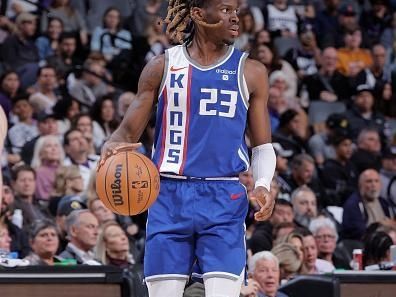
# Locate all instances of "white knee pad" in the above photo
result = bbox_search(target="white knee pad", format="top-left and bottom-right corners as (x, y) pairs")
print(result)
(146, 278), (187, 297)
(203, 270), (244, 297)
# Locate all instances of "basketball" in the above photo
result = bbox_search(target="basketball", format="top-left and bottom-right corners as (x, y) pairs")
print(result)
(96, 149), (160, 216)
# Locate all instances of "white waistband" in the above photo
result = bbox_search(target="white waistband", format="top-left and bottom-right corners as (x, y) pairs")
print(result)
(160, 173), (239, 181)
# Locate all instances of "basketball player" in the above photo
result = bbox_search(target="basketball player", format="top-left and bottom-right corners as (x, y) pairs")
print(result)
(102, 0), (276, 296)
(0, 106), (7, 206)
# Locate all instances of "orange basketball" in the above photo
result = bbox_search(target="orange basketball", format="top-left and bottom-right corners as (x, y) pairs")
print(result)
(96, 150), (160, 216)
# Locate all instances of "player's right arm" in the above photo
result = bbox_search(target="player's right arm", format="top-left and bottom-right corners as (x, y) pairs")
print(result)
(101, 55), (165, 157)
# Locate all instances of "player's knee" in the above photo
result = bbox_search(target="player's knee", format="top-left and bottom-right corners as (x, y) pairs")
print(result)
(146, 278), (187, 297)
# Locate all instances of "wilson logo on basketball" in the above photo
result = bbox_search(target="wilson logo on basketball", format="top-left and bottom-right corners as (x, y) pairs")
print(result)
(131, 181), (149, 189)
(111, 164), (124, 206)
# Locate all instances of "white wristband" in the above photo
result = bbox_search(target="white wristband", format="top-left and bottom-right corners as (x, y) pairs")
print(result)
(251, 143), (276, 192)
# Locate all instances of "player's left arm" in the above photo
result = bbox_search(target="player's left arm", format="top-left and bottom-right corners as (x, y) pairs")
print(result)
(245, 58), (276, 221)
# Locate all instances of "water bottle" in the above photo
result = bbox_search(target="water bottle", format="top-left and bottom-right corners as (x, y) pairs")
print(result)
(11, 209), (23, 229)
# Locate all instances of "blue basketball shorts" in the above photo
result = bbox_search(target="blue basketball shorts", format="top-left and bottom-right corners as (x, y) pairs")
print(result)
(144, 177), (248, 282)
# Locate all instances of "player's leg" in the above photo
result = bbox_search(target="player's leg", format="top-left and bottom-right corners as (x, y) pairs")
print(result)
(203, 270), (244, 297)
(146, 279), (187, 297)
(144, 179), (194, 295)
(195, 180), (248, 297)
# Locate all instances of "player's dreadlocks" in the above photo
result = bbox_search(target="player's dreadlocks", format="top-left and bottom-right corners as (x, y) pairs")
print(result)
(164, 0), (223, 44)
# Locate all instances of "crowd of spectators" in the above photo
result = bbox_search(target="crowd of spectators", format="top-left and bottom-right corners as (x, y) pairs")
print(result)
(0, 0), (396, 296)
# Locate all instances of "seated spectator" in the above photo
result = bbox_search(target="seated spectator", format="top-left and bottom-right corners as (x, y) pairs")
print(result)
(336, 27), (373, 77)
(308, 112), (350, 166)
(91, 7), (132, 62)
(0, 220), (12, 253)
(291, 185), (318, 228)
(20, 111), (59, 166)
(380, 146), (396, 207)
(271, 243), (302, 283)
(250, 198), (294, 254)
(342, 169), (396, 240)
(362, 231), (393, 268)
(117, 92), (135, 121)
(59, 209), (100, 264)
(1, 12), (39, 88)
(274, 232), (304, 263)
(301, 229), (335, 274)
(144, 15), (170, 63)
(43, 0), (88, 45)
(246, 251), (289, 297)
(320, 131), (358, 206)
(343, 85), (387, 142)
(35, 17), (64, 61)
(272, 222), (296, 243)
(7, 95), (38, 155)
(309, 217), (350, 269)
(71, 113), (101, 154)
(350, 128), (382, 174)
(11, 165), (48, 227)
(303, 47), (351, 102)
(63, 129), (100, 190)
(90, 95), (119, 146)
(88, 198), (116, 226)
(46, 32), (80, 84)
(52, 97), (81, 134)
(24, 219), (61, 265)
(262, 0), (298, 39)
(29, 66), (61, 114)
(268, 87), (288, 132)
(0, 71), (23, 122)
(31, 135), (64, 201)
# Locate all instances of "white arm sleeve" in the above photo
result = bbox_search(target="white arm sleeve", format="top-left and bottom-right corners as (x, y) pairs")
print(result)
(251, 143), (276, 192)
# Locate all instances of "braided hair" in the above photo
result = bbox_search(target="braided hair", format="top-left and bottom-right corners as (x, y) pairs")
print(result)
(164, 0), (223, 44)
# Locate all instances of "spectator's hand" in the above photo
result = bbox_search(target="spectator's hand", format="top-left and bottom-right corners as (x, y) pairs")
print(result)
(240, 278), (261, 296)
(320, 91), (337, 102)
(380, 218), (396, 228)
(251, 186), (275, 221)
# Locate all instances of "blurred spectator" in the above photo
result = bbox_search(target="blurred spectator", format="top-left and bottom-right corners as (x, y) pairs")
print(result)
(303, 47), (351, 102)
(42, 0), (88, 45)
(273, 142), (292, 176)
(11, 165), (48, 227)
(308, 113), (349, 166)
(247, 251), (290, 297)
(362, 230), (393, 268)
(117, 91), (135, 120)
(272, 110), (307, 158)
(380, 146), (396, 206)
(284, 23), (320, 80)
(309, 217), (350, 269)
(268, 87), (288, 132)
(59, 209), (100, 264)
(0, 219), (12, 253)
(125, 0), (163, 38)
(1, 12), (39, 88)
(263, 0), (299, 38)
(5, 0), (39, 19)
(342, 169), (396, 240)
(314, 0), (341, 48)
(90, 95), (119, 146)
(7, 95), (38, 154)
(250, 43), (298, 99)
(249, 198), (294, 254)
(280, 154), (324, 204)
(20, 111), (59, 165)
(335, 2), (360, 47)
(320, 131), (358, 206)
(63, 129), (99, 190)
(29, 66), (60, 114)
(274, 231), (305, 264)
(301, 229), (335, 274)
(336, 27), (373, 77)
(234, 9), (256, 51)
(380, 10), (396, 50)
(144, 15), (170, 63)
(90, 7), (132, 62)
(35, 17), (64, 61)
(291, 185), (318, 228)
(350, 128), (382, 173)
(269, 71), (301, 110)
(271, 243), (302, 283)
(239, 168), (254, 194)
(31, 135), (65, 201)
(71, 113), (100, 153)
(52, 97), (81, 134)
(67, 60), (112, 110)
(24, 219), (61, 265)
(343, 84), (387, 142)
(46, 32), (80, 83)
(88, 198), (115, 226)
(360, 0), (392, 47)
(0, 71), (22, 121)
(272, 222), (296, 242)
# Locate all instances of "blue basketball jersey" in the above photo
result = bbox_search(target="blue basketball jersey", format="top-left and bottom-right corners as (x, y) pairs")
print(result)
(152, 45), (250, 178)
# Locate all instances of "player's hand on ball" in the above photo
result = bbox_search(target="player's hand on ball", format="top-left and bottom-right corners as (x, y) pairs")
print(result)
(99, 141), (142, 170)
(250, 186), (275, 221)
